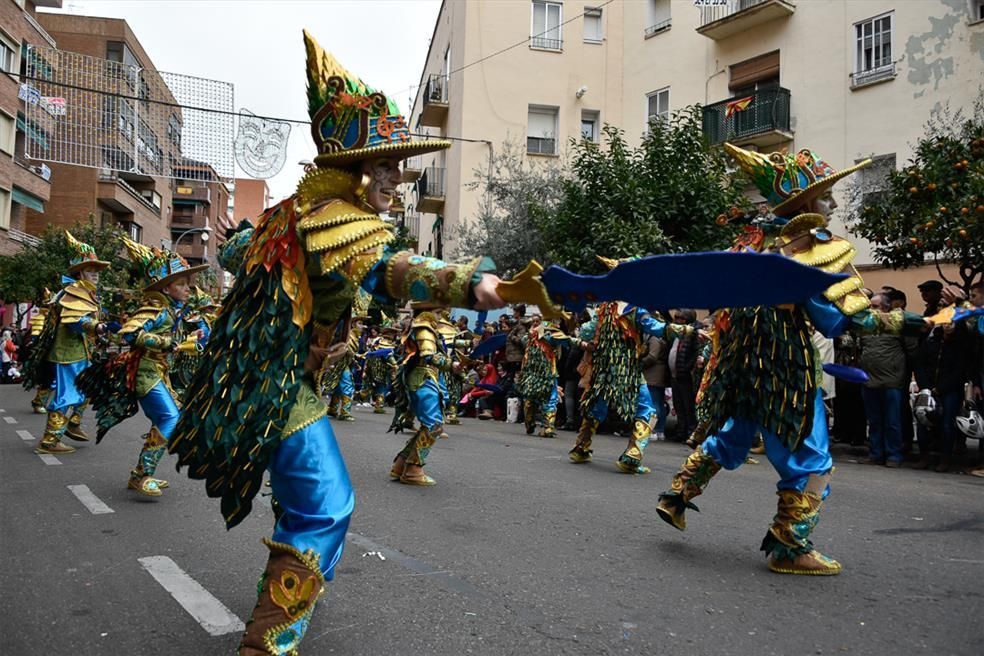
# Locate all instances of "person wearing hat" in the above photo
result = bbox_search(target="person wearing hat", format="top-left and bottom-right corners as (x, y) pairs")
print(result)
(25, 232), (114, 455)
(323, 288), (371, 422)
(362, 325), (399, 414)
(165, 33), (505, 655)
(655, 144), (931, 576)
(917, 280), (944, 317)
(516, 314), (580, 438)
(77, 237), (210, 497)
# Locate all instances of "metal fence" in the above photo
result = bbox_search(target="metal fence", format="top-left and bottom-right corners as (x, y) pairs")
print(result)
(702, 87), (791, 145)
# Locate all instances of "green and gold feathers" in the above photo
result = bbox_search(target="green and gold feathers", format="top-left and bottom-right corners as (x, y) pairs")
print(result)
(580, 304), (643, 420)
(168, 199), (312, 529)
(76, 351), (141, 442)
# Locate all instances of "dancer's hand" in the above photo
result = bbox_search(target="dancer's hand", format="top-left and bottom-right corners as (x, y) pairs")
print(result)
(473, 274), (505, 310)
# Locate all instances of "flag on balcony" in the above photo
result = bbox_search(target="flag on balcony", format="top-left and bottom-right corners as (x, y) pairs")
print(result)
(724, 96), (755, 119)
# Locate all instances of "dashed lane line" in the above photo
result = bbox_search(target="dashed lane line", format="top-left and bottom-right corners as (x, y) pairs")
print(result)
(37, 454), (61, 465)
(138, 556), (245, 636)
(16, 430), (34, 442)
(3, 416), (17, 424)
(67, 484), (114, 515)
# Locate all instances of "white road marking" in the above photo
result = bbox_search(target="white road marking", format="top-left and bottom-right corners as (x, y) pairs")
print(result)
(16, 430), (34, 442)
(138, 556), (245, 636)
(67, 485), (114, 515)
(38, 454), (61, 465)
(3, 416), (17, 424)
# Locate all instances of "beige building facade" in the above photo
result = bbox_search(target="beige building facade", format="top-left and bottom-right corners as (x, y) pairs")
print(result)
(407, 0), (983, 302)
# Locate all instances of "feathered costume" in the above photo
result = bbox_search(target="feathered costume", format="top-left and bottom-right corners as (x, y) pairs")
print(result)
(362, 331), (398, 413)
(516, 321), (574, 437)
(656, 143), (929, 576)
(165, 34), (496, 656)
(25, 232), (109, 454)
(77, 237), (208, 497)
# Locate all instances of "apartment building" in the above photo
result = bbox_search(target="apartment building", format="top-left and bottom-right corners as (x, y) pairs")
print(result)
(30, 13), (179, 248)
(407, 0), (984, 294)
(170, 158), (229, 266)
(0, 0), (60, 256)
(229, 177), (270, 227)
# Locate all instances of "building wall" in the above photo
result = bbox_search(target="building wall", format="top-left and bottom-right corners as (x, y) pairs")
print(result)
(231, 177), (270, 225)
(0, 0), (58, 257)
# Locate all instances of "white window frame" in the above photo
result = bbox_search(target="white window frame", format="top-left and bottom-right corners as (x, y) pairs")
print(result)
(0, 110), (15, 156)
(973, 0), (984, 21)
(581, 110), (600, 142)
(527, 104), (559, 156)
(0, 30), (21, 78)
(583, 7), (603, 43)
(853, 12), (894, 76)
(0, 187), (11, 230)
(646, 87), (670, 128)
(531, 0), (563, 51)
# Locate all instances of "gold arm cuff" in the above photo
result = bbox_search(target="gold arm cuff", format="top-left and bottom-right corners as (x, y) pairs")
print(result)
(385, 252), (479, 307)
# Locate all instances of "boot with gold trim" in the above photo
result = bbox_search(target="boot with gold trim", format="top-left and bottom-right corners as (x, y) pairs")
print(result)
(326, 394), (340, 417)
(238, 538), (324, 656)
(538, 408), (557, 438)
(372, 393), (387, 414)
(127, 427), (170, 497)
(31, 388), (50, 414)
(762, 473), (841, 576)
(398, 424), (439, 486)
(656, 447), (722, 530)
(336, 395), (355, 422)
(35, 410), (76, 454)
(569, 417), (598, 463)
(616, 418), (653, 474)
(65, 402), (91, 442)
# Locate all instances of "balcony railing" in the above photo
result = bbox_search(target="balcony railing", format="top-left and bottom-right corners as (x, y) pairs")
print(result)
(697, 0), (795, 40)
(530, 36), (563, 51)
(850, 63), (897, 89)
(403, 155), (423, 183)
(417, 167), (446, 214)
(702, 87), (792, 147)
(8, 228), (41, 247)
(420, 74), (449, 127)
(645, 19), (672, 37)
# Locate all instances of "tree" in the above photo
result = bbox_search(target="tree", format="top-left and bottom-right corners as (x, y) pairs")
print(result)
(539, 106), (746, 273)
(0, 218), (135, 323)
(845, 95), (984, 292)
(454, 140), (565, 277)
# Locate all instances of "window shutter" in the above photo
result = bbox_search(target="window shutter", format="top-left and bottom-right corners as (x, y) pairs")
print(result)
(729, 51), (780, 90)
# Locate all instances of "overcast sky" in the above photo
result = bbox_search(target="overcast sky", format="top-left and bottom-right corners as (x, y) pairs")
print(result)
(41, 0), (442, 201)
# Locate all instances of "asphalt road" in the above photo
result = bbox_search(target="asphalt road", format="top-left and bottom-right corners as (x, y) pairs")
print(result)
(1, 384), (982, 656)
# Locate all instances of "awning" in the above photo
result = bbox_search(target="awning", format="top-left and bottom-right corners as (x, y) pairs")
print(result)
(12, 187), (45, 213)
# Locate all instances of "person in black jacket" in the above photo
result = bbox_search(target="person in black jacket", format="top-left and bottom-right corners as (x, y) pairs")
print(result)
(668, 309), (700, 442)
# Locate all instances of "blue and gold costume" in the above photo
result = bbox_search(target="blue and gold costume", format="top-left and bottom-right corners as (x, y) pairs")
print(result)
(656, 143), (928, 576)
(25, 233), (110, 454)
(165, 35), (505, 656)
(517, 319), (575, 438)
(362, 329), (398, 413)
(570, 299), (687, 474)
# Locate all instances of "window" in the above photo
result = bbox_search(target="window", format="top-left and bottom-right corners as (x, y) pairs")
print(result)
(973, 0), (984, 21)
(0, 31), (18, 76)
(0, 112), (14, 155)
(527, 105), (558, 155)
(646, 87), (670, 127)
(168, 114), (182, 149)
(583, 7), (603, 43)
(0, 188), (11, 230)
(141, 189), (163, 211)
(120, 221), (142, 242)
(531, 1), (563, 50)
(854, 13), (893, 75)
(645, 0), (672, 36)
(581, 110), (599, 142)
(118, 99), (134, 141)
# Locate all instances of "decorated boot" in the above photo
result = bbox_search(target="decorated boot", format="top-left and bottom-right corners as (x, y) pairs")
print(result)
(65, 403), (91, 442)
(523, 399), (536, 435)
(397, 424), (440, 486)
(656, 448), (722, 530)
(616, 418), (652, 474)
(761, 473), (841, 575)
(538, 409), (557, 438)
(569, 417), (598, 463)
(372, 393), (387, 414)
(35, 410), (76, 454)
(31, 388), (50, 414)
(238, 539), (324, 656)
(326, 395), (340, 417)
(127, 427), (170, 497)
(336, 394), (355, 422)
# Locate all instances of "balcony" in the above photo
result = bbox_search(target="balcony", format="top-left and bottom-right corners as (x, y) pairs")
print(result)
(696, 0), (795, 40)
(97, 173), (161, 215)
(419, 74), (449, 128)
(530, 36), (563, 51)
(850, 63), (897, 90)
(703, 87), (793, 148)
(644, 19), (672, 38)
(402, 155), (423, 183)
(416, 167), (445, 214)
(173, 184), (212, 204)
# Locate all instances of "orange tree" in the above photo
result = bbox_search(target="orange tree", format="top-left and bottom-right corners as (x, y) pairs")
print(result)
(846, 99), (984, 292)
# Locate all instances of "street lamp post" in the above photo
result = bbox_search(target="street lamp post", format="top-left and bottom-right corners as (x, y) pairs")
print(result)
(170, 226), (211, 252)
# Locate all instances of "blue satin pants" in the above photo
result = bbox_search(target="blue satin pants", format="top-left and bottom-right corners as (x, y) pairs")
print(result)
(586, 384), (656, 423)
(47, 361), (88, 413)
(333, 367), (354, 397)
(701, 390), (833, 494)
(138, 381), (180, 439)
(410, 378), (444, 430)
(269, 416), (354, 580)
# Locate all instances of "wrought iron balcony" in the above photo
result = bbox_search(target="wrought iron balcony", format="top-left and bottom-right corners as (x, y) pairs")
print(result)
(417, 167), (445, 214)
(696, 0), (795, 40)
(702, 87), (793, 148)
(402, 155), (423, 183)
(420, 74), (449, 127)
(530, 36), (563, 51)
(644, 19), (672, 37)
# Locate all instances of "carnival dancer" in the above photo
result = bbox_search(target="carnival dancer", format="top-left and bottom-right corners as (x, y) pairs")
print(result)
(434, 308), (471, 426)
(362, 326), (399, 413)
(324, 289), (370, 421)
(26, 289), (54, 414)
(655, 143), (931, 576)
(569, 274), (692, 473)
(517, 314), (575, 438)
(170, 287), (217, 397)
(24, 233), (113, 454)
(77, 237), (208, 497)
(166, 35), (505, 656)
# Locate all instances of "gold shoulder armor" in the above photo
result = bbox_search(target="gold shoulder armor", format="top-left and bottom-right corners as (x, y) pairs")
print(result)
(413, 325), (439, 356)
(57, 281), (99, 324)
(296, 198), (394, 281)
(29, 310), (48, 336)
(121, 293), (168, 335)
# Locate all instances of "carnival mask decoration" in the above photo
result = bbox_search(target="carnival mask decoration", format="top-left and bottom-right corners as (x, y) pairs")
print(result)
(235, 109), (291, 179)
